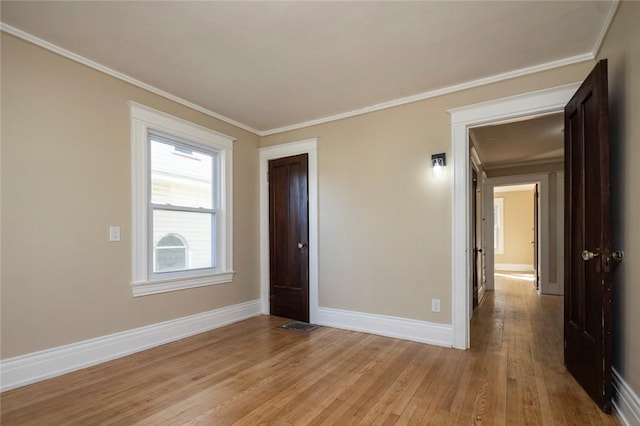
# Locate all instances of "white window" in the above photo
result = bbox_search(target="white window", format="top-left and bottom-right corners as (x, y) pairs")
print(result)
(494, 197), (504, 255)
(130, 102), (234, 296)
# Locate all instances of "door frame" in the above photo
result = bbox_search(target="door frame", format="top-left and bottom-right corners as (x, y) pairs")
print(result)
(259, 138), (319, 323)
(448, 82), (580, 349)
(484, 175), (548, 294)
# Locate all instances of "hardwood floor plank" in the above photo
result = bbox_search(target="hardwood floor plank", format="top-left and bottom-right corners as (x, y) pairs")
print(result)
(359, 345), (434, 423)
(0, 275), (619, 425)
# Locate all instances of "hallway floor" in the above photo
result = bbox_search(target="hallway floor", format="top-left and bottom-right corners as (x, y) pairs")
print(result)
(469, 273), (618, 424)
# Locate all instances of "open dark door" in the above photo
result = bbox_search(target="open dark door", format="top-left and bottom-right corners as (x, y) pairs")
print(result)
(533, 184), (539, 291)
(564, 59), (612, 412)
(471, 168), (479, 310)
(269, 154), (310, 323)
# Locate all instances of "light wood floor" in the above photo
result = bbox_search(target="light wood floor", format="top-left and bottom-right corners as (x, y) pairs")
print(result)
(1, 275), (618, 425)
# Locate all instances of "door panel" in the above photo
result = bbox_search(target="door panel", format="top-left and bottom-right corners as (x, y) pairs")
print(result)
(472, 168), (479, 310)
(533, 184), (539, 291)
(564, 59), (612, 413)
(269, 154), (309, 322)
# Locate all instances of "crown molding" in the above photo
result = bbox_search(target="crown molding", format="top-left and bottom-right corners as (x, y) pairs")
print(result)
(485, 157), (564, 171)
(592, 0), (621, 59)
(3, 1), (620, 139)
(0, 23), (262, 136)
(260, 53), (593, 136)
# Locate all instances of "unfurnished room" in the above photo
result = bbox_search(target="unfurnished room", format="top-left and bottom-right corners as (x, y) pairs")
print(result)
(1, 1), (639, 424)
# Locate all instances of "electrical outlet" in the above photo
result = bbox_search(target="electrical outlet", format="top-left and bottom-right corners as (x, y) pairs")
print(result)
(431, 298), (441, 313)
(109, 226), (121, 242)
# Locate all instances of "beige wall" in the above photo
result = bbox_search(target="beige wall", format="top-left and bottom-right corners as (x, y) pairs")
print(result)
(598, 0), (640, 395)
(262, 60), (594, 324)
(494, 190), (534, 267)
(0, 33), (261, 358)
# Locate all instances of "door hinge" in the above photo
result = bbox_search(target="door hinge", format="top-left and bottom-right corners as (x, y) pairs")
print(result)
(612, 250), (624, 262)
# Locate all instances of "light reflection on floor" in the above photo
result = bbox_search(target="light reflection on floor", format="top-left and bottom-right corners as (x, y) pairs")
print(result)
(495, 271), (536, 281)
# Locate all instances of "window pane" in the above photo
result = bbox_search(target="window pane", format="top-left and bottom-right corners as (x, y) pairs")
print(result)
(150, 139), (214, 209)
(153, 209), (214, 273)
(155, 234), (187, 272)
(157, 235), (185, 247)
(156, 247), (187, 272)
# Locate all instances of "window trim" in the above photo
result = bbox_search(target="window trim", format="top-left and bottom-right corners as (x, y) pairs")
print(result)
(494, 197), (504, 255)
(130, 102), (234, 296)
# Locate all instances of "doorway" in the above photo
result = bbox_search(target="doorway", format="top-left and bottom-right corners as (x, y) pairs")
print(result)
(493, 183), (538, 286)
(259, 139), (319, 324)
(482, 171), (564, 298)
(449, 82), (580, 349)
(268, 153), (310, 322)
(469, 128), (565, 350)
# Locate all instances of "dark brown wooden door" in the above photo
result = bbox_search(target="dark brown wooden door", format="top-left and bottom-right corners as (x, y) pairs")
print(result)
(471, 168), (479, 310)
(533, 184), (539, 291)
(564, 59), (612, 413)
(269, 154), (309, 322)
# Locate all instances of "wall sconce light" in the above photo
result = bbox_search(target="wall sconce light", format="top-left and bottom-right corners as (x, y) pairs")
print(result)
(431, 153), (446, 171)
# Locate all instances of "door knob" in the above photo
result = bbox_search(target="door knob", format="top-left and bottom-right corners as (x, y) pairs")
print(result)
(297, 242), (308, 249)
(582, 249), (600, 261)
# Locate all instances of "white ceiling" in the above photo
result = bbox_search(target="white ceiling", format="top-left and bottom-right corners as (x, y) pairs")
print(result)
(471, 113), (565, 169)
(1, 1), (617, 135)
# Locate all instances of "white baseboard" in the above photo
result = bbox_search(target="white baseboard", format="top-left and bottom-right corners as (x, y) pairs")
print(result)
(316, 307), (452, 348)
(478, 284), (486, 304)
(0, 299), (261, 392)
(614, 368), (640, 426)
(495, 263), (534, 272)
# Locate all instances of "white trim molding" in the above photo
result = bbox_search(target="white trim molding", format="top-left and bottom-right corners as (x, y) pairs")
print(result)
(259, 139), (319, 323)
(131, 272), (235, 297)
(448, 82), (581, 349)
(614, 368), (640, 426)
(493, 197), (505, 255)
(0, 300), (261, 392)
(317, 307), (452, 348)
(262, 55), (593, 136)
(486, 173), (550, 294)
(129, 102), (235, 296)
(2, 13), (620, 138)
(593, 0), (621, 58)
(0, 24), (261, 136)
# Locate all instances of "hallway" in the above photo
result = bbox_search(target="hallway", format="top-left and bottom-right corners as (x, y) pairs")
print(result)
(470, 273), (617, 424)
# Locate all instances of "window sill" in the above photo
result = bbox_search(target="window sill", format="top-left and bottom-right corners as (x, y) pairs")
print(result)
(131, 271), (235, 297)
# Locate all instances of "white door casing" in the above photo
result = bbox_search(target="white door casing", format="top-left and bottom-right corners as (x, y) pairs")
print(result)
(259, 139), (319, 324)
(448, 82), (580, 349)
(484, 174), (549, 294)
